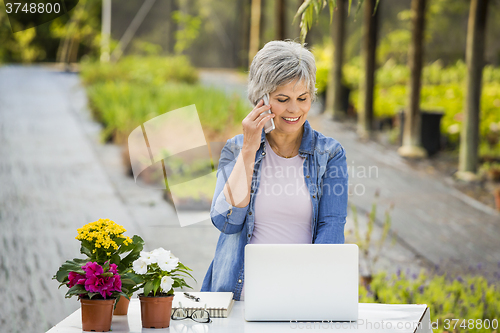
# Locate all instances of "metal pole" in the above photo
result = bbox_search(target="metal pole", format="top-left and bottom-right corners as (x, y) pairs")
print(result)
(100, 0), (111, 62)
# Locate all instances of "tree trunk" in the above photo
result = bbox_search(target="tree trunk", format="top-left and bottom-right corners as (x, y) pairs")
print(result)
(357, 0), (379, 139)
(457, 0), (489, 180)
(69, 36), (80, 63)
(326, 0), (346, 120)
(398, 0), (427, 158)
(275, 0), (285, 40)
(248, 0), (262, 67)
(240, 0), (252, 69)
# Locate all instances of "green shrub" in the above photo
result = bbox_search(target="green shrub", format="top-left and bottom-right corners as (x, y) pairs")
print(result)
(348, 82), (500, 157)
(86, 81), (249, 143)
(80, 55), (199, 86)
(361, 270), (500, 333)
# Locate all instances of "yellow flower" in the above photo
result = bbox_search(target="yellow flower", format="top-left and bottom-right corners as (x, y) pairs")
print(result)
(76, 219), (132, 252)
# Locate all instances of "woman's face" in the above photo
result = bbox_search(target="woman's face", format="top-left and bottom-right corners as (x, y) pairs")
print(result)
(268, 79), (311, 135)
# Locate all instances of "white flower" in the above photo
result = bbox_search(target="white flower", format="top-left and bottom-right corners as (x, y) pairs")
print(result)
(152, 247), (170, 257)
(157, 253), (179, 272)
(160, 276), (174, 293)
(140, 250), (157, 265)
(132, 258), (148, 274)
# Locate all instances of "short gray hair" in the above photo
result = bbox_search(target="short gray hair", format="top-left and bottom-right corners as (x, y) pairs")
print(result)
(247, 40), (317, 106)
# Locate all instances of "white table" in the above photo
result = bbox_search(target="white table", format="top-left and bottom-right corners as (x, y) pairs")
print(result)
(47, 299), (433, 333)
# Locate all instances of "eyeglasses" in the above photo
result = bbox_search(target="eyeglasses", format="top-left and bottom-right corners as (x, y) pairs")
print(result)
(171, 302), (212, 323)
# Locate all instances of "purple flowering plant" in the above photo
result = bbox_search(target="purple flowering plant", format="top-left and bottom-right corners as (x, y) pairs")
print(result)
(55, 260), (128, 300)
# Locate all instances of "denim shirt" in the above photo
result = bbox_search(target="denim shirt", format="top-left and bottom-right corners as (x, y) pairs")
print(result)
(200, 120), (348, 301)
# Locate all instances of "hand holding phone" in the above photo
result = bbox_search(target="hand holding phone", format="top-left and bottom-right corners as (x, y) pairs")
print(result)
(260, 93), (275, 133)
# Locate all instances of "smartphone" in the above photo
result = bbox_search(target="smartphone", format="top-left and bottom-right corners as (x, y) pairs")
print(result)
(260, 93), (275, 133)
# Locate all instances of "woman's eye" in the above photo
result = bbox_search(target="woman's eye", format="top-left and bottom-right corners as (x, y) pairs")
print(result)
(298, 98), (306, 102)
(278, 99), (288, 103)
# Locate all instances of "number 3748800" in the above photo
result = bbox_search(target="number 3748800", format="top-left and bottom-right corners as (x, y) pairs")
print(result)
(5, 2), (61, 14)
(443, 319), (498, 330)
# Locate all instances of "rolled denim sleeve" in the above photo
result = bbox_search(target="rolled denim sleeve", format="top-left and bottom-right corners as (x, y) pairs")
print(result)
(315, 145), (348, 244)
(210, 138), (249, 234)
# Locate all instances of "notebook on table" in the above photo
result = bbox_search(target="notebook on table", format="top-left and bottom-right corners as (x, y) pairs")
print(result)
(244, 244), (359, 321)
(171, 292), (235, 318)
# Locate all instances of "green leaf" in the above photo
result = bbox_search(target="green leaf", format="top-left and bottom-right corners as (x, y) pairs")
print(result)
(66, 284), (86, 298)
(143, 280), (154, 297)
(88, 292), (99, 299)
(293, 0), (313, 24)
(55, 259), (89, 282)
(153, 278), (161, 295)
(110, 253), (121, 266)
(80, 241), (93, 257)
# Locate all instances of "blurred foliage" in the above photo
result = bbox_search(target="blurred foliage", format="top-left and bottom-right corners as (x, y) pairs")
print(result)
(313, 42), (500, 158)
(8, 26), (46, 63)
(0, 3), (46, 63)
(86, 81), (248, 143)
(0, 0), (102, 63)
(172, 10), (201, 55)
(350, 191), (395, 278)
(49, 0), (102, 62)
(80, 56), (249, 144)
(360, 270), (500, 333)
(80, 55), (199, 85)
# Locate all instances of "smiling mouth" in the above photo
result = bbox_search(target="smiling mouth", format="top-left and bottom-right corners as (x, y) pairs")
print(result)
(282, 116), (301, 123)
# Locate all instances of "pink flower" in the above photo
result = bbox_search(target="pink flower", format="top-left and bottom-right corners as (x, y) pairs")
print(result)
(82, 262), (104, 278)
(79, 262), (122, 299)
(109, 263), (118, 275)
(68, 271), (86, 288)
(112, 275), (122, 291)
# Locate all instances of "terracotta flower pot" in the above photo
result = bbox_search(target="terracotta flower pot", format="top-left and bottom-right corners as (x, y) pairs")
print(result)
(113, 296), (130, 315)
(139, 294), (174, 329)
(81, 298), (116, 332)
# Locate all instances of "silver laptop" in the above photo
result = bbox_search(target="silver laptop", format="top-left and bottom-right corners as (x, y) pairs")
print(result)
(244, 244), (358, 321)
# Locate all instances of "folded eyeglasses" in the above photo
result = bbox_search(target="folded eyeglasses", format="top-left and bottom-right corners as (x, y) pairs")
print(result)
(171, 302), (212, 323)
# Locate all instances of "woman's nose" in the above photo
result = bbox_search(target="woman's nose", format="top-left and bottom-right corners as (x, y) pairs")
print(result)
(287, 100), (300, 113)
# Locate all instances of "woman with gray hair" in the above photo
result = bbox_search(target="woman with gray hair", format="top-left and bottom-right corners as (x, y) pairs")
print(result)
(201, 40), (348, 301)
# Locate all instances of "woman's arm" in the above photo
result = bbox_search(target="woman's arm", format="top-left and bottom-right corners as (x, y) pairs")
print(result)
(210, 139), (250, 234)
(210, 99), (275, 234)
(315, 146), (349, 244)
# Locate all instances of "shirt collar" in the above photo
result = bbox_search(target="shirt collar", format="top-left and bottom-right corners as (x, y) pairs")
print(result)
(259, 120), (315, 155)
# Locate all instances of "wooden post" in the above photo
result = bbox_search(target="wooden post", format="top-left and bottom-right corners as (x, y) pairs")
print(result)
(248, 0), (262, 68)
(275, 0), (285, 40)
(457, 0), (489, 181)
(326, 0), (346, 120)
(397, 0), (427, 158)
(357, 0), (379, 139)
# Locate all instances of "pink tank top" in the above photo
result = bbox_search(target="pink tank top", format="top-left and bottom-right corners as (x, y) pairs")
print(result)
(241, 137), (312, 300)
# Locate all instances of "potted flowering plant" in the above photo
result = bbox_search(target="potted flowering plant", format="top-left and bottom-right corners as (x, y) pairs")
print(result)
(54, 218), (144, 320)
(56, 261), (124, 332)
(132, 248), (195, 329)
